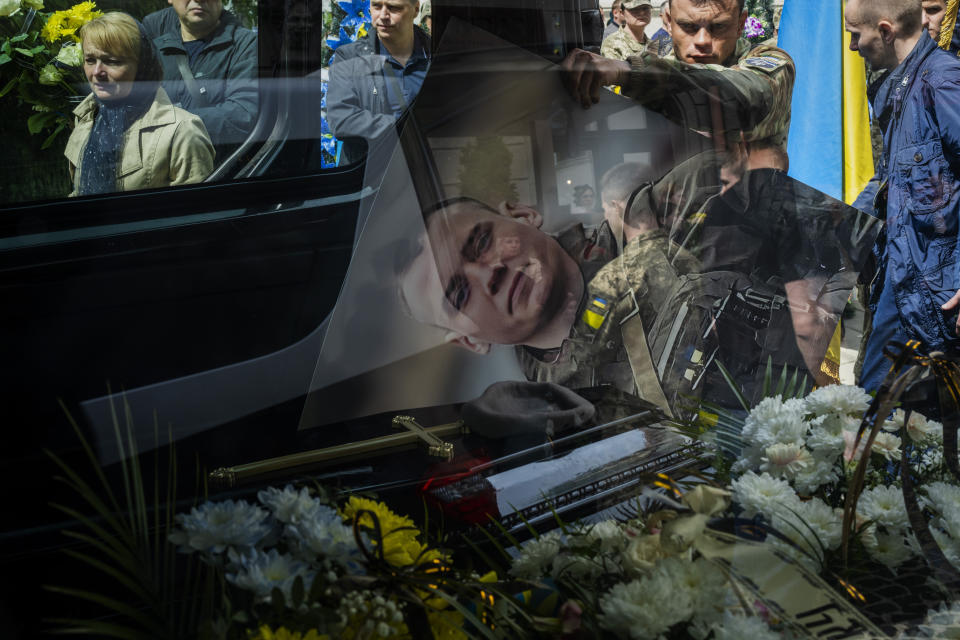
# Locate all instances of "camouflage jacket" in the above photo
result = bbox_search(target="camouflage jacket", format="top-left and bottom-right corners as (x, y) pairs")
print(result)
(517, 228), (698, 406)
(621, 38), (795, 149)
(601, 26), (649, 61)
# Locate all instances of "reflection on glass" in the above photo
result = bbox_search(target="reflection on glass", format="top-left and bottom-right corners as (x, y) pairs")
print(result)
(64, 11), (214, 196)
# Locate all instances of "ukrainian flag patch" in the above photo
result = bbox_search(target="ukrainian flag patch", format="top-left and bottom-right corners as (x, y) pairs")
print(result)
(582, 296), (609, 330)
(741, 56), (787, 73)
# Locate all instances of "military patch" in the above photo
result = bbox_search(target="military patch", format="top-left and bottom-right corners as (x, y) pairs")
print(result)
(582, 296), (609, 330)
(741, 56), (787, 73)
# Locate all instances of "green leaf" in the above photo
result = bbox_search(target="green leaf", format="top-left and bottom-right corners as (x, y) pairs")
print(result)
(10, 34), (29, 43)
(44, 586), (161, 630)
(41, 121), (67, 150)
(0, 53), (11, 65)
(270, 587), (286, 615)
(27, 111), (55, 134)
(45, 617), (149, 640)
(714, 359), (751, 412)
(0, 74), (16, 96)
(29, 44), (45, 55)
(291, 575), (304, 609)
(14, 46), (36, 57)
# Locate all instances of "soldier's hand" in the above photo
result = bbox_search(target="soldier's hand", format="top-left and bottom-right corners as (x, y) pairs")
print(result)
(561, 49), (631, 109)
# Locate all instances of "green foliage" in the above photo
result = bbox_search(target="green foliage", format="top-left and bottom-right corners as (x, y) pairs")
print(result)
(224, 0), (256, 29)
(457, 136), (520, 207)
(44, 400), (216, 639)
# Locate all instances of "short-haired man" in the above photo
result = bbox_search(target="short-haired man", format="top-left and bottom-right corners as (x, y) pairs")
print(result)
(604, 1), (625, 39)
(326, 0), (431, 166)
(601, 1), (652, 61)
(143, 0), (258, 153)
(564, 0), (794, 153)
(846, 0), (960, 393)
(922, 0), (948, 41)
(396, 198), (690, 410)
(600, 162), (653, 247)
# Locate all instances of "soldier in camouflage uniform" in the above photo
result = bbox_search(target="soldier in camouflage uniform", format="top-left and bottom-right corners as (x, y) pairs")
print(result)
(601, 0), (653, 61)
(394, 197), (688, 413)
(518, 227), (699, 413)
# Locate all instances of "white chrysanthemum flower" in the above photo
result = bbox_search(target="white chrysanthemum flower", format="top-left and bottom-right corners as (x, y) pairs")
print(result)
(598, 558), (696, 639)
(792, 452), (841, 495)
(864, 529), (913, 569)
(886, 409), (943, 444)
(803, 384), (871, 417)
(796, 497), (843, 550)
(510, 531), (563, 580)
(674, 557), (728, 627)
(743, 396), (808, 447)
(710, 611), (781, 640)
(806, 423), (845, 456)
(733, 444), (764, 473)
(742, 396), (789, 438)
(759, 443), (813, 480)
(871, 432), (903, 461)
(858, 486), (909, 531)
(226, 548), (313, 600)
(731, 471), (799, 519)
(922, 482), (960, 516)
(906, 600), (960, 639)
(285, 505), (364, 568)
(258, 484), (323, 524)
(930, 527), (960, 570)
(168, 499), (272, 553)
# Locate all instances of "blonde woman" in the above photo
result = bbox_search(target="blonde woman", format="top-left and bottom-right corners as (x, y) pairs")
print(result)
(64, 11), (214, 196)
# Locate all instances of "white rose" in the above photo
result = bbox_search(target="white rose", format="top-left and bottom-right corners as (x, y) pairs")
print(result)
(38, 63), (62, 85)
(622, 533), (663, 573)
(55, 42), (82, 67)
(0, 0), (22, 17)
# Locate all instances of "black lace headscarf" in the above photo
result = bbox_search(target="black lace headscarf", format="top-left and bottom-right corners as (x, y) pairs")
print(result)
(78, 18), (162, 196)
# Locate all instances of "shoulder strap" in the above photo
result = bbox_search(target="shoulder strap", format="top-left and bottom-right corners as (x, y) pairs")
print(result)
(174, 55), (208, 107)
(621, 313), (673, 417)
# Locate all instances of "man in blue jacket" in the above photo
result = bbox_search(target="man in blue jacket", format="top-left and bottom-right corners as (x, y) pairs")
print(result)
(326, 0), (430, 166)
(143, 0), (258, 155)
(847, 0), (960, 393)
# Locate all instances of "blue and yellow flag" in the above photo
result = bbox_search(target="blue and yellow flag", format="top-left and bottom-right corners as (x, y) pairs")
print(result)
(779, 0), (873, 204)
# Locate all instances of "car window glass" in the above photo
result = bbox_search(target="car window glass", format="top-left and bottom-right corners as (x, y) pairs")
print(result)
(1, 0), (259, 205)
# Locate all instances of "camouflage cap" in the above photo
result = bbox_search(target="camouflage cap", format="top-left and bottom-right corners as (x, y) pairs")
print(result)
(622, 0), (653, 8)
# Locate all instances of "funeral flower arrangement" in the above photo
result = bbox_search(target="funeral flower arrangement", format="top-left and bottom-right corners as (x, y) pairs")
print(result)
(725, 384), (957, 574)
(167, 486), (475, 640)
(0, 0), (100, 147)
(503, 486), (787, 639)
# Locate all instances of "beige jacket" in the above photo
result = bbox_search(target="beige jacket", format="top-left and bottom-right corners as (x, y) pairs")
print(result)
(65, 87), (214, 196)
